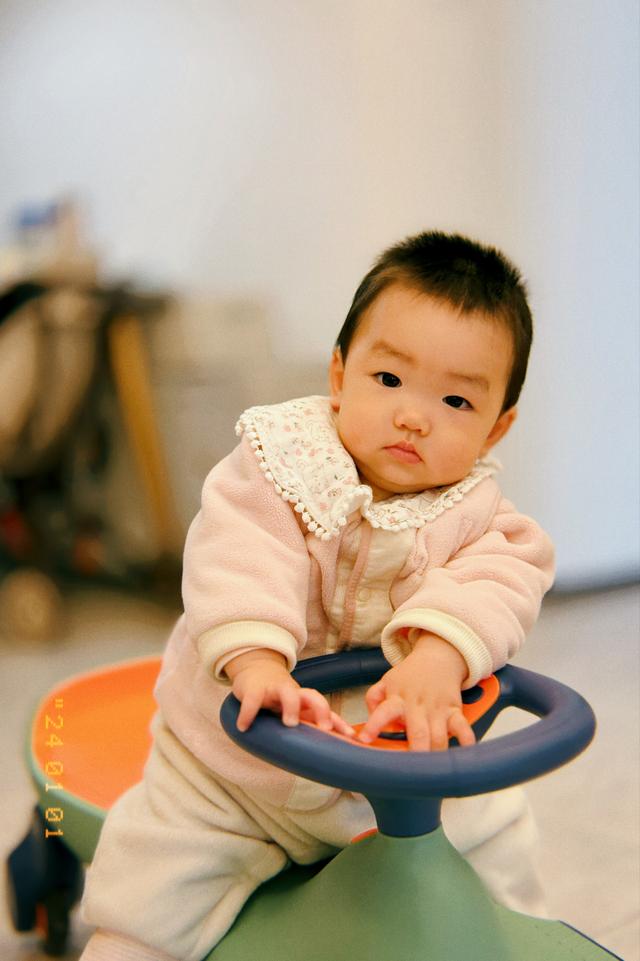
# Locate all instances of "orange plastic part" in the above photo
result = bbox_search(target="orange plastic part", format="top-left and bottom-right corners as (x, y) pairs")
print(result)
(31, 657), (162, 810)
(350, 827), (379, 844)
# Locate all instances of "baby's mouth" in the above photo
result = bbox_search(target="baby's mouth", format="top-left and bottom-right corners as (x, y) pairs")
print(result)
(384, 442), (422, 464)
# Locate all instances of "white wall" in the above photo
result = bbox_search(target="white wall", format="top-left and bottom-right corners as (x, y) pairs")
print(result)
(492, 1), (640, 587)
(0, 0), (637, 587)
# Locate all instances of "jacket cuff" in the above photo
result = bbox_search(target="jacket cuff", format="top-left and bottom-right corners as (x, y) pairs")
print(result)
(197, 621), (299, 684)
(381, 609), (493, 688)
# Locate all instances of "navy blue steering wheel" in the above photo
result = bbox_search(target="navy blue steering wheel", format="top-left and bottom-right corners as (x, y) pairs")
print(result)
(220, 650), (596, 836)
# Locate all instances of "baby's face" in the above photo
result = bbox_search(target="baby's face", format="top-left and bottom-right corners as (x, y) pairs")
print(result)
(329, 283), (516, 500)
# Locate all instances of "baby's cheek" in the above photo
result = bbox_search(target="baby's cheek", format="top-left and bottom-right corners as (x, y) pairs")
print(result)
(432, 442), (477, 485)
(340, 423), (368, 461)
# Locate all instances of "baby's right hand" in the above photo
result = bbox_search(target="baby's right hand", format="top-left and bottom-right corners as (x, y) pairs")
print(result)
(224, 650), (354, 737)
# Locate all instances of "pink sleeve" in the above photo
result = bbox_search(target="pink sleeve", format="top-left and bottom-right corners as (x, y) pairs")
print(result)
(181, 437), (310, 676)
(381, 497), (555, 686)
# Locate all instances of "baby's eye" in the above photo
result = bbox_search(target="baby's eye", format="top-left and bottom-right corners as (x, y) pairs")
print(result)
(443, 395), (472, 410)
(375, 372), (402, 388)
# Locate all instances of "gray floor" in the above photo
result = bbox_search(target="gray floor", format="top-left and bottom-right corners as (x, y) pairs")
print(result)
(1, 583), (638, 960)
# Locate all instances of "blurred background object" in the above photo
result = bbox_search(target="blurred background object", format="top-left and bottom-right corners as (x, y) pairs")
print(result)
(0, 192), (331, 639)
(0, 202), (185, 637)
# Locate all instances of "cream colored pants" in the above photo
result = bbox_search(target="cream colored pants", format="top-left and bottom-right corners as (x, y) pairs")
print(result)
(81, 717), (546, 961)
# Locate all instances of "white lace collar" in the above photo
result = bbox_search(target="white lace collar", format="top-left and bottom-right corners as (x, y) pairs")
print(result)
(235, 395), (499, 541)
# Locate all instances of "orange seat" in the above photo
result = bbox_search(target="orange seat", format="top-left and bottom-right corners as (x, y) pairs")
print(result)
(31, 657), (161, 811)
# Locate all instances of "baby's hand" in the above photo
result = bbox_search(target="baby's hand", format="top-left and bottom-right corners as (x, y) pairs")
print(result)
(225, 650), (354, 737)
(358, 634), (476, 752)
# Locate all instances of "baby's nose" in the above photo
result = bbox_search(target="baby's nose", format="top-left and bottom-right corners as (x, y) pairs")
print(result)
(394, 407), (430, 435)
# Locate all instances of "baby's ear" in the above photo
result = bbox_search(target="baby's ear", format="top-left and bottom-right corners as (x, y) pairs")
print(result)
(481, 406), (517, 455)
(328, 348), (345, 411)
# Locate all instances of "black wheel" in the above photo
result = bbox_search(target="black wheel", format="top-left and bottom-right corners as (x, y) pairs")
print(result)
(6, 809), (44, 931)
(6, 807), (83, 955)
(40, 887), (75, 957)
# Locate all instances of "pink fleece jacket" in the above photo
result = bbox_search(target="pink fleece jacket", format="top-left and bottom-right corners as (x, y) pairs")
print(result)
(155, 396), (555, 809)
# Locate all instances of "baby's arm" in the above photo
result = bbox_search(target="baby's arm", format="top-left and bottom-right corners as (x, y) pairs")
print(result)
(357, 633), (475, 751)
(224, 649), (355, 737)
(182, 437), (312, 679)
(363, 495), (555, 751)
(184, 438), (354, 737)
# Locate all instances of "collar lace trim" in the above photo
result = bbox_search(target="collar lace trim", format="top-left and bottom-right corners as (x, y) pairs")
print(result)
(235, 395), (499, 541)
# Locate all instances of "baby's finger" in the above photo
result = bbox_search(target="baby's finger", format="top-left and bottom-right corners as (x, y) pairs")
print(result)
(426, 713), (449, 752)
(236, 688), (264, 732)
(449, 710), (476, 747)
(298, 700), (355, 737)
(299, 688), (333, 730)
(278, 685), (301, 727)
(329, 711), (356, 738)
(365, 680), (387, 713)
(405, 705), (432, 752)
(358, 696), (403, 744)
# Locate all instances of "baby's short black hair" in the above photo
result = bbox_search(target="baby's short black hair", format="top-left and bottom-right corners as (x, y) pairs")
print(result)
(335, 231), (533, 412)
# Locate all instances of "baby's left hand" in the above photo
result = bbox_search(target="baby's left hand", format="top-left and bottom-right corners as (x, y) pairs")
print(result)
(358, 633), (476, 752)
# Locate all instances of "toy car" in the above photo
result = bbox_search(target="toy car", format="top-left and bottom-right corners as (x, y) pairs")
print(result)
(8, 649), (622, 959)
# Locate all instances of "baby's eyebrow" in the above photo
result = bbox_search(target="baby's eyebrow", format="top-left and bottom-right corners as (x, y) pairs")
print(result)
(446, 371), (490, 392)
(369, 339), (416, 365)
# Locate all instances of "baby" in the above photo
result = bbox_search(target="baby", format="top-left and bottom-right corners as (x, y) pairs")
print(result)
(81, 231), (555, 961)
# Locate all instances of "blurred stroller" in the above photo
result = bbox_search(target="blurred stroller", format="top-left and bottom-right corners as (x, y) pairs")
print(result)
(0, 267), (182, 640)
